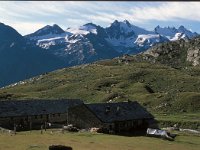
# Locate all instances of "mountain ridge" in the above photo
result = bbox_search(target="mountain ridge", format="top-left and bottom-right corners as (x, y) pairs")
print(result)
(0, 20), (199, 87)
(25, 20), (198, 56)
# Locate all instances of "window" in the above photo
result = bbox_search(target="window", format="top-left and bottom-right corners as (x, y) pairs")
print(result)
(109, 125), (112, 130)
(25, 116), (28, 121)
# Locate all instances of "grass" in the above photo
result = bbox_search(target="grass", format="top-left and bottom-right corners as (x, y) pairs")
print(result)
(0, 59), (199, 113)
(155, 113), (200, 122)
(0, 130), (199, 150)
(154, 113), (200, 130)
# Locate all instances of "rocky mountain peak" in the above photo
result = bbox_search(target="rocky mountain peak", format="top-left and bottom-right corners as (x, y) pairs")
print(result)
(82, 23), (97, 27)
(0, 23), (24, 44)
(26, 24), (65, 38)
(112, 20), (119, 26)
(123, 20), (131, 26)
(178, 25), (186, 30)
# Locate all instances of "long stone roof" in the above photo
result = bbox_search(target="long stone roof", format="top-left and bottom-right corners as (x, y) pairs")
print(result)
(0, 99), (83, 117)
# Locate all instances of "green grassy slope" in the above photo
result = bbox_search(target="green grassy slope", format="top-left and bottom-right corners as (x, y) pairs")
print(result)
(0, 130), (200, 150)
(0, 56), (200, 114)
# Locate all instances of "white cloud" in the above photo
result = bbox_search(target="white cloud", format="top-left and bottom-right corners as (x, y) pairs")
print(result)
(2, 21), (47, 36)
(128, 2), (200, 22)
(0, 1), (200, 35)
(85, 2), (200, 24)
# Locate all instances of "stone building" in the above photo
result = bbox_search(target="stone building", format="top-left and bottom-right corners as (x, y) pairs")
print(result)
(0, 99), (156, 133)
(69, 101), (156, 134)
(0, 99), (82, 130)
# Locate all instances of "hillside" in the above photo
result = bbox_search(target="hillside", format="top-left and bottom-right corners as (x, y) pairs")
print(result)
(1, 35), (200, 115)
(0, 56), (199, 114)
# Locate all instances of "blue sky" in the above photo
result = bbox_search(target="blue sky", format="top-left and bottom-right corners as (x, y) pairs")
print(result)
(1, 1), (200, 35)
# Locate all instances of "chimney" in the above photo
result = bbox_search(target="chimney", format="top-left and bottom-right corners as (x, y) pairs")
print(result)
(105, 106), (111, 114)
(128, 100), (131, 103)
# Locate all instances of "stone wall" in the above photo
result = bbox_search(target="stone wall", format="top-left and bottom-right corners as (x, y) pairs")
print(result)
(68, 105), (103, 129)
(0, 113), (68, 130)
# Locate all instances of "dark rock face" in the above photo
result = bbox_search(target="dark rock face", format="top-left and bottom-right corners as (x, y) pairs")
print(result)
(26, 24), (65, 38)
(0, 23), (66, 87)
(0, 23), (24, 45)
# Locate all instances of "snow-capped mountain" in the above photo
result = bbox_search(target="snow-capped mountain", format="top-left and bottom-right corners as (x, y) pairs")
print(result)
(26, 23), (119, 65)
(154, 25), (198, 41)
(27, 24), (66, 39)
(105, 20), (170, 53)
(25, 24), (72, 49)
(26, 20), (199, 56)
(25, 20), (198, 61)
(0, 23), (66, 87)
(105, 20), (151, 51)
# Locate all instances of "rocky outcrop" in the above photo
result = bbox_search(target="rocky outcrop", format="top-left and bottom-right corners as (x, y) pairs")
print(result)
(187, 47), (200, 66)
(137, 37), (200, 67)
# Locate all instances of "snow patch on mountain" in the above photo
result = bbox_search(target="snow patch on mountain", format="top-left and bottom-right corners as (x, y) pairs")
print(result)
(66, 23), (97, 35)
(67, 27), (90, 35)
(34, 33), (69, 49)
(170, 33), (187, 41)
(135, 34), (168, 47)
(30, 32), (71, 41)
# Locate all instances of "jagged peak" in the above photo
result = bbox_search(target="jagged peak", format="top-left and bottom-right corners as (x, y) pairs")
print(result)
(111, 20), (132, 27)
(108, 20), (133, 30)
(123, 20), (131, 26)
(155, 25), (160, 29)
(41, 24), (64, 31)
(26, 24), (65, 37)
(78, 23), (98, 34)
(83, 22), (97, 27)
(108, 20), (120, 28)
(178, 25), (186, 30)
(113, 20), (119, 25)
